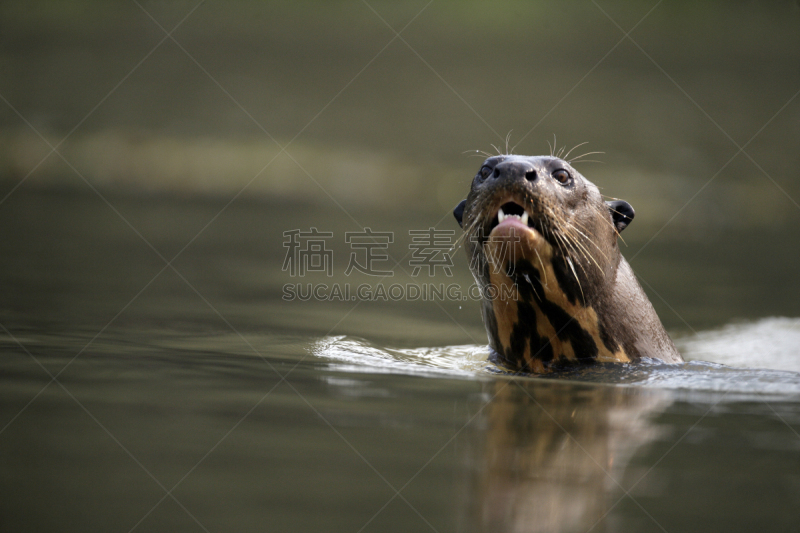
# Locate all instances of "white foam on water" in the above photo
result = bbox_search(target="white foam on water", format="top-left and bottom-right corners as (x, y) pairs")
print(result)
(676, 317), (800, 373)
(311, 336), (488, 378)
(312, 317), (800, 396)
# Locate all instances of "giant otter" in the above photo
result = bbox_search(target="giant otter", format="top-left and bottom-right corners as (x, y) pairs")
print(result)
(453, 155), (682, 373)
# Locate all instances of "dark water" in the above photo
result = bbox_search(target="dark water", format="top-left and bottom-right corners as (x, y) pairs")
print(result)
(2, 190), (800, 533)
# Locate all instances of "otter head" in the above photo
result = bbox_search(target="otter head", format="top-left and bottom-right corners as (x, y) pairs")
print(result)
(453, 155), (635, 372)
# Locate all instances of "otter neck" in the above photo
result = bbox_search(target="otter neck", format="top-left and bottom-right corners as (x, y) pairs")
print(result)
(484, 249), (629, 372)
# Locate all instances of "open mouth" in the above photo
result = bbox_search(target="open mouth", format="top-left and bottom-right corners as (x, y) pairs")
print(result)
(489, 201), (535, 233)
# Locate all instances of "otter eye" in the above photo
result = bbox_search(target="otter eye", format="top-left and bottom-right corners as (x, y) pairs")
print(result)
(552, 169), (571, 185)
(478, 165), (492, 180)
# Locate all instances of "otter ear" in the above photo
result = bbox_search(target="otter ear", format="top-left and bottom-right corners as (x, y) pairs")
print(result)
(606, 200), (635, 233)
(453, 199), (466, 228)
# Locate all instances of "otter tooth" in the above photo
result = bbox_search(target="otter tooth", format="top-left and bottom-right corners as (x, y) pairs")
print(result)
(498, 207), (505, 223)
(521, 211), (529, 226)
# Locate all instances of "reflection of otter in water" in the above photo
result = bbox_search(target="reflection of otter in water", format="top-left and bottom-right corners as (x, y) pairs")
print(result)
(459, 380), (672, 533)
(453, 155), (682, 372)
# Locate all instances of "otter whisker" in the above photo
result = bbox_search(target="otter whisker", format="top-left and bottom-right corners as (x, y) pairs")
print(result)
(588, 201), (628, 244)
(558, 223), (604, 274)
(549, 223), (586, 269)
(587, 201), (620, 231)
(559, 232), (594, 273)
(552, 231), (575, 262)
(515, 272), (547, 300)
(566, 256), (586, 304)
(568, 151), (605, 163)
(567, 220), (608, 259)
(567, 209), (618, 245)
(564, 226), (606, 268)
(464, 149), (493, 157)
(533, 248), (549, 289)
(451, 229), (470, 251)
(562, 142), (590, 162)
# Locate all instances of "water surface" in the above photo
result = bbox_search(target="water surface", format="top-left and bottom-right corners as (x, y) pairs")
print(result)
(1, 190), (799, 532)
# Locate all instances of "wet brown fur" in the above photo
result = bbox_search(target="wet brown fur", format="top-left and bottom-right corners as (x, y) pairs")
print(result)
(459, 155), (682, 373)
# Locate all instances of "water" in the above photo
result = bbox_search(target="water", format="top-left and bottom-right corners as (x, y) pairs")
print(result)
(317, 319), (800, 394)
(2, 190), (800, 532)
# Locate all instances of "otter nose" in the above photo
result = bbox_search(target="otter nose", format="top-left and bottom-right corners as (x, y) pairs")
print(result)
(494, 160), (537, 183)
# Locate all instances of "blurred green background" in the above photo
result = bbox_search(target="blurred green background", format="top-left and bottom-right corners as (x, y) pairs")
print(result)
(2, 0), (798, 218)
(1, 0), (799, 332)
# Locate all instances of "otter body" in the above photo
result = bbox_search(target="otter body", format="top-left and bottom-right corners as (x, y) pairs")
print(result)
(453, 155), (682, 373)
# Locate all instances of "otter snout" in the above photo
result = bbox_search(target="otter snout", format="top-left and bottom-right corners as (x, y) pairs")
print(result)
(492, 159), (538, 184)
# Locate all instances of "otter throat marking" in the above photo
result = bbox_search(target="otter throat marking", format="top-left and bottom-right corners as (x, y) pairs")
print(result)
(485, 237), (629, 370)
